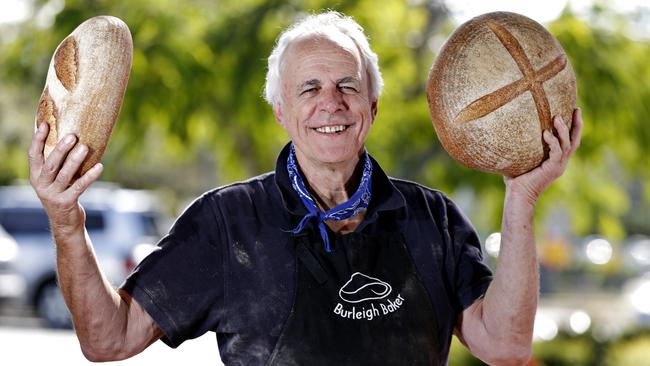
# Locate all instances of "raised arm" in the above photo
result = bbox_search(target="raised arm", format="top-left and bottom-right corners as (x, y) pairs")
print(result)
(28, 122), (163, 361)
(456, 109), (583, 365)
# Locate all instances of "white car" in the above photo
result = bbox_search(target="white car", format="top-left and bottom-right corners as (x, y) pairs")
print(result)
(0, 183), (166, 328)
(0, 223), (24, 304)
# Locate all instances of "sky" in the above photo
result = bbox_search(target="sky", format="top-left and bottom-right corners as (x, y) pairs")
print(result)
(0, 0), (30, 24)
(0, 0), (637, 25)
(446, 0), (649, 24)
(0, 0), (648, 33)
(447, 0), (650, 40)
(447, 0), (574, 24)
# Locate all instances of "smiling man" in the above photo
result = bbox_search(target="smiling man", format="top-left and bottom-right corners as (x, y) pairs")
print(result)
(272, 32), (377, 237)
(29, 11), (582, 366)
(276, 35), (375, 164)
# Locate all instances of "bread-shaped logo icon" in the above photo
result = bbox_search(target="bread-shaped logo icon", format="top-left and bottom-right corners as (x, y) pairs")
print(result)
(338, 272), (392, 304)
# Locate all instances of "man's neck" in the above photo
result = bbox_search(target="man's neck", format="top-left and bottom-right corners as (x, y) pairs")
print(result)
(298, 155), (362, 208)
(295, 151), (366, 234)
(296, 147), (366, 234)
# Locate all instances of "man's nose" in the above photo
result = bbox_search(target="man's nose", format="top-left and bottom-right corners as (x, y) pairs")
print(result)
(319, 86), (347, 113)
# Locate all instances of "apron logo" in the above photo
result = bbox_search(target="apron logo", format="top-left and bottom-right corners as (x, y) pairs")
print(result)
(333, 272), (405, 321)
(339, 272), (392, 303)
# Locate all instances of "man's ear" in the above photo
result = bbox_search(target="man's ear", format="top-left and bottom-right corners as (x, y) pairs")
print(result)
(371, 100), (378, 123)
(273, 104), (286, 128)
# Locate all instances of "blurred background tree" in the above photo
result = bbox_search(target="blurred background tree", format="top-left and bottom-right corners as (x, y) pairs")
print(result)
(0, 0), (648, 240)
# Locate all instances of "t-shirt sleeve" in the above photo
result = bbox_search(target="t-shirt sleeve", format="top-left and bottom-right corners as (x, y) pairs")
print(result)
(444, 196), (493, 311)
(120, 194), (225, 348)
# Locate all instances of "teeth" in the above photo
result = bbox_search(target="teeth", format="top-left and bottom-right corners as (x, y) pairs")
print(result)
(316, 125), (347, 133)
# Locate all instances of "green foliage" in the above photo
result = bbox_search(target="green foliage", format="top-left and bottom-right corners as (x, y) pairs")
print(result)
(0, 0), (648, 236)
(544, 8), (650, 240)
(448, 336), (486, 366)
(605, 331), (650, 366)
(451, 331), (650, 366)
(451, 333), (599, 366)
(532, 334), (597, 366)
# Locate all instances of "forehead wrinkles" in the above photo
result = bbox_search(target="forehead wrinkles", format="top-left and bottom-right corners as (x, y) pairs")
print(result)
(296, 52), (360, 75)
(281, 36), (363, 83)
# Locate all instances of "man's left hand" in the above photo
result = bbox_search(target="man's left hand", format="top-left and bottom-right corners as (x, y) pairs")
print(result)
(504, 108), (583, 205)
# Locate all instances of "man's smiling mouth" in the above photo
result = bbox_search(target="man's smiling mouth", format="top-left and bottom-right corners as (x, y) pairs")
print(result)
(314, 125), (349, 134)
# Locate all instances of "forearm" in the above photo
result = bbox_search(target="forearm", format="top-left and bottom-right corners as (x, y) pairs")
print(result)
(482, 189), (538, 347)
(53, 223), (130, 360)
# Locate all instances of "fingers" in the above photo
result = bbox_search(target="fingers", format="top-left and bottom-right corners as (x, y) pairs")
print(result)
(38, 134), (78, 186)
(543, 129), (562, 164)
(53, 143), (89, 189)
(569, 108), (583, 154)
(548, 108), (584, 163)
(64, 163), (103, 202)
(553, 115), (571, 153)
(28, 122), (49, 183)
(509, 108), (583, 197)
(31, 130), (100, 202)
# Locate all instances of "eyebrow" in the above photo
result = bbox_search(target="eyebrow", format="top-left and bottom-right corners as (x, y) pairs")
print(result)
(337, 76), (359, 84)
(299, 79), (320, 90)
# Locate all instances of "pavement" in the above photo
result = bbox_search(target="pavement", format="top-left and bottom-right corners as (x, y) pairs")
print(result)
(0, 320), (224, 365)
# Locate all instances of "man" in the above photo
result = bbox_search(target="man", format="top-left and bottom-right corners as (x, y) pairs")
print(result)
(28, 11), (582, 365)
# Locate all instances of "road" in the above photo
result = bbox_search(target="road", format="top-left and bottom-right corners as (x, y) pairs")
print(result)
(0, 291), (638, 365)
(0, 313), (224, 365)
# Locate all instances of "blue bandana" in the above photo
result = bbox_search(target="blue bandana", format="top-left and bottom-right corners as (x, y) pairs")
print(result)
(287, 143), (372, 252)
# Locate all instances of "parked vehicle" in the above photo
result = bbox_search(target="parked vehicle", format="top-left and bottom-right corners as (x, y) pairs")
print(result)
(0, 223), (24, 304)
(0, 183), (166, 328)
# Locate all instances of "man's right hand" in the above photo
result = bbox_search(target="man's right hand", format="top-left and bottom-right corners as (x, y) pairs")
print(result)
(28, 122), (104, 235)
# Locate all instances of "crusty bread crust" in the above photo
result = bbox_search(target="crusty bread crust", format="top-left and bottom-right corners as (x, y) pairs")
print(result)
(53, 37), (78, 91)
(427, 12), (576, 177)
(35, 16), (132, 177)
(36, 88), (59, 148)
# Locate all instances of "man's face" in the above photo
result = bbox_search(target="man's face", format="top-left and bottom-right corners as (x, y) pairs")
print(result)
(274, 36), (377, 167)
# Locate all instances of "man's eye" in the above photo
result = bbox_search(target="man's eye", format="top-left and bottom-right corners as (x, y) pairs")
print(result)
(339, 85), (358, 93)
(300, 88), (316, 96)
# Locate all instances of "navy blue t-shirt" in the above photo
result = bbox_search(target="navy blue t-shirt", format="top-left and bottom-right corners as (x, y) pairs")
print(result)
(121, 144), (493, 365)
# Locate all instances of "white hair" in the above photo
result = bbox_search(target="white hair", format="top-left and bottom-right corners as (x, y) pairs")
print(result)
(263, 11), (384, 108)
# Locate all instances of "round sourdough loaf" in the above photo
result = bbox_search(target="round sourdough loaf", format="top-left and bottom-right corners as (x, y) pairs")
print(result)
(427, 11), (576, 177)
(35, 16), (132, 177)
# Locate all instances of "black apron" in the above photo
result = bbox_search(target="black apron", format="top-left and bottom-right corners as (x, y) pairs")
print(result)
(267, 229), (440, 366)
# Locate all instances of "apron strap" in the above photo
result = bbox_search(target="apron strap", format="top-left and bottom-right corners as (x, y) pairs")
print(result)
(295, 236), (329, 285)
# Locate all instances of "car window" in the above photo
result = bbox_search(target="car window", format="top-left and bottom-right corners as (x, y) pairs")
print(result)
(85, 210), (105, 231)
(0, 207), (50, 235)
(0, 207), (105, 235)
(138, 212), (161, 236)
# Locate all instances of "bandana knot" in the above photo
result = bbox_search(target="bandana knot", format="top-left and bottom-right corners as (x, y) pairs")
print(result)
(287, 143), (372, 252)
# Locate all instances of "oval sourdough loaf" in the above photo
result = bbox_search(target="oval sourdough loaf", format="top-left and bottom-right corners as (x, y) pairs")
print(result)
(35, 15), (133, 176)
(427, 11), (576, 176)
